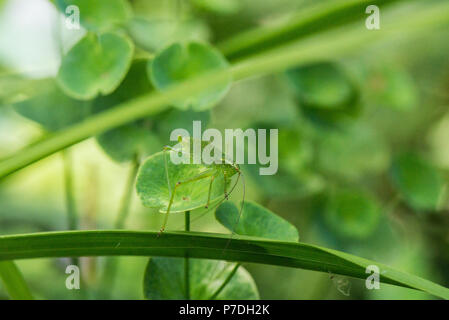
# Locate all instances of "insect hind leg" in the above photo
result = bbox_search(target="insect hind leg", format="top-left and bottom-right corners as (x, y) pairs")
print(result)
(158, 169), (215, 237)
(205, 175), (216, 209)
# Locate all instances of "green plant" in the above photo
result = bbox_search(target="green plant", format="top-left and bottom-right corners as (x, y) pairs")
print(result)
(1, 0), (449, 300)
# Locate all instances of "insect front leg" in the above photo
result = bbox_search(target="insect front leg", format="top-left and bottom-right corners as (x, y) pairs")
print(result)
(158, 170), (215, 237)
(223, 171), (228, 200)
(205, 175), (217, 209)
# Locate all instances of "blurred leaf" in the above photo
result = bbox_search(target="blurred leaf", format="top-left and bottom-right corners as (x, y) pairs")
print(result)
(316, 122), (389, 180)
(128, 18), (210, 53)
(245, 164), (323, 199)
(390, 153), (445, 211)
(0, 261), (33, 300)
(93, 59), (160, 162)
(13, 80), (91, 131)
(0, 68), (44, 106)
(149, 41), (231, 111)
(136, 140), (232, 213)
(286, 62), (359, 125)
(57, 32), (134, 100)
(151, 108), (211, 145)
(191, 0), (242, 15)
(97, 125), (161, 163)
(286, 62), (356, 110)
(215, 201), (299, 241)
(364, 66), (418, 111)
(55, 0), (131, 31)
(243, 122), (323, 199)
(213, 76), (299, 131)
(143, 257), (259, 299)
(324, 190), (381, 239)
(277, 127), (313, 174)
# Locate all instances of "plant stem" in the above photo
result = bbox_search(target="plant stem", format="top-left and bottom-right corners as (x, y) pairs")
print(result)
(218, 0), (404, 60)
(209, 263), (240, 300)
(62, 149), (79, 267)
(184, 211), (190, 300)
(101, 155), (140, 298)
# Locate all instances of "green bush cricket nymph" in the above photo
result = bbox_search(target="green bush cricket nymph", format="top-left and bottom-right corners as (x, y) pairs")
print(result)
(136, 137), (245, 235)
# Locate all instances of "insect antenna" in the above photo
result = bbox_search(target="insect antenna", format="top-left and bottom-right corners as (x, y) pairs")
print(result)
(203, 168), (245, 292)
(221, 168), (246, 256)
(163, 147), (172, 198)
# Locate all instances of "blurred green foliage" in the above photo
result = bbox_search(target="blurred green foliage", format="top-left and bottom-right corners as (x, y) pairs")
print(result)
(0, 0), (449, 300)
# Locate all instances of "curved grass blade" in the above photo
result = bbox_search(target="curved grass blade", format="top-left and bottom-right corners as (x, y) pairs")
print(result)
(0, 230), (448, 299)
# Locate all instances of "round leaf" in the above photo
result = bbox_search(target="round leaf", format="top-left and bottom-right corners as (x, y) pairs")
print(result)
(149, 41), (231, 111)
(136, 143), (232, 213)
(143, 257), (259, 300)
(57, 32), (134, 100)
(390, 153), (444, 211)
(128, 18), (210, 52)
(215, 201), (299, 242)
(364, 66), (418, 111)
(13, 79), (91, 131)
(285, 62), (359, 125)
(96, 125), (161, 163)
(56, 0), (131, 31)
(324, 190), (381, 239)
(286, 62), (357, 110)
(316, 122), (389, 180)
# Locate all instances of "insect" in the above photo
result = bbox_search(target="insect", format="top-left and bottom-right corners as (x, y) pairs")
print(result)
(136, 136), (245, 235)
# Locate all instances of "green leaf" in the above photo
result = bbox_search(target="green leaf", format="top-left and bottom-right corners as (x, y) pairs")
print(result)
(286, 62), (359, 127)
(215, 201), (299, 242)
(55, 0), (131, 31)
(363, 65), (418, 111)
(245, 164), (323, 199)
(13, 80), (91, 131)
(93, 59), (161, 162)
(324, 190), (381, 239)
(57, 32), (134, 100)
(390, 153), (445, 211)
(149, 41), (231, 111)
(243, 123), (323, 199)
(316, 122), (389, 180)
(128, 18), (210, 53)
(0, 261), (33, 300)
(286, 62), (356, 109)
(97, 125), (161, 163)
(143, 257), (258, 299)
(0, 68), (45, 106)
(1, 230), (449, 299)
(136, 141), (232, 213)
